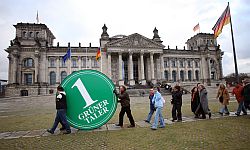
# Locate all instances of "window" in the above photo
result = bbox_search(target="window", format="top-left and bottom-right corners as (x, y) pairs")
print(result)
(24, 73), (32, 85)
(172, 60), (176, 67)
(61, 58), (66, 67)
(50, 72), (56, 85)
(164, 60), (168, 68)
(23, 58), (33, 67)
(61, 71), (67, 82)
(72, 59), (77, 67)
(22, 31), (27, 37)
(50, 58), (55, 67)
(36, 32), (39, 38)
(164, 70), (168, 80)
(82, 56), (87, 68)
(180, 70), (184, 81)
(179, 60), (184, 68)
(187, 60), (192, 68)
(92, 57), (98, 68)
(195, 70), (199, 81)
(172, 70), (177, 82)
(188, 70), (192, 81)
(195, 61), (199, 68)
(29, 32), (33, 37)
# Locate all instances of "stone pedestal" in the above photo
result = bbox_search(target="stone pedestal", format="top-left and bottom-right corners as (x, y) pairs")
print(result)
(139, 79), (146, 85)
(118, 80), (124, 86)
(129, 79), (135, 86)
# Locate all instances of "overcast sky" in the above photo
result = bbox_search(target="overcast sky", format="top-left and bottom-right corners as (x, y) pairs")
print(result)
(0, 0), (250, 80)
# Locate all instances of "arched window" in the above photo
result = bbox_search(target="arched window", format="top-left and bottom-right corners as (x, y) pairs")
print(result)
(188, 70), (192, 81)
(50, 71), (56, 85)
(23, 58), (34, 67)
(172, 70), (177, 82)
(72, 58), (77, 67)
(195, 61), (199, 68)
(22, 31), (27, 37)
(164, 70), (168, 80)
(179, 60), (184, 68)
(61, 71), (67, 83)
(195, 70), (199, 81)
(29, 32), (33, 37)
(180, 70), (184, 81)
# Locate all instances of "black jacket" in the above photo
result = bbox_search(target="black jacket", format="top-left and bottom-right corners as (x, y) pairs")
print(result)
(171, 91), (183, 105)
(117, 91), (130, 107)
(56, 91), (67, 109)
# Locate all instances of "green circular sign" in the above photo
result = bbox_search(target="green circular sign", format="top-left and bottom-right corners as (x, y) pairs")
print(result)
(61, 70), (117, 130)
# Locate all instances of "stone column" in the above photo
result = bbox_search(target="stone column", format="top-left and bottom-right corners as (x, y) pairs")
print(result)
(34, 51), (40, 83)
(150, 52), (156, 84)
(139, 52), (146, 85)
(192, 59), (195, 81)
(169, 58), (172, 81)
(56, 57), (60, 84)
(12, 51), (19, 84)
(185, 59), (188, 81)
(160, 54), (164, 80)
(78, 57), (81, 70)
(118, 52), (124, 85)
(107, 53), (112, 79)
(128, 52), (135, 85)
(89, 57), (92, 69)
(177, 59), (180, 82)
(207, 56), (211, 85)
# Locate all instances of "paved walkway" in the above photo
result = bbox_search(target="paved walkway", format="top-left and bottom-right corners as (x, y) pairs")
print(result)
(1, 111), (249, 140)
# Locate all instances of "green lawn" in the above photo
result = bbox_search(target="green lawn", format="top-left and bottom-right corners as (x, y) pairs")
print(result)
(0, 116), (250, 150)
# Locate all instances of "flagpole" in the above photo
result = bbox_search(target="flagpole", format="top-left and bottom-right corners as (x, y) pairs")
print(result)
(86, 47), (87, 69)
(228, 2), (239, 83)
(100, 47), (103, 73)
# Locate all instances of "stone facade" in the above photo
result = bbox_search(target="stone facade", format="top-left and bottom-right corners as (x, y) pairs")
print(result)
(4, 23), (223, 96)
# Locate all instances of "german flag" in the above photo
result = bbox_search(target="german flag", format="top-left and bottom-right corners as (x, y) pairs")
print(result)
(96, 48), (101, 61)
(212, 5), (231, 38)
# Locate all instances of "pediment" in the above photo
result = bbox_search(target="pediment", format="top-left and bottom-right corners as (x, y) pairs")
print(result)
(106, 33), (165, 49)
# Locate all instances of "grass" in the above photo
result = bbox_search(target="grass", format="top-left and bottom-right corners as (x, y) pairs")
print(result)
(0, 116), (250, 149)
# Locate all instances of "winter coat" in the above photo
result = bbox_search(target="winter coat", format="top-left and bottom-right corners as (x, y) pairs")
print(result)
(171, 91), (182, 105)
(152, 91), (163, 108)
(117, 91), (130, 107)
(243, 83), (250, 103)
(56, 91), (67, 109)
(217, 88), (230, 105)
(232, 84), (244, 103)
(199, 88), (209, 114)
(191, 91), (200, 113)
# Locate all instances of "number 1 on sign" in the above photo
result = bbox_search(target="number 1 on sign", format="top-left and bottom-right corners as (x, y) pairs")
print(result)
(71, 78), (97, 108)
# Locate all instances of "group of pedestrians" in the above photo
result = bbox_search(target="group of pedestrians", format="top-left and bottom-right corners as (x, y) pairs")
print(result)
(46, 78), (250, 133)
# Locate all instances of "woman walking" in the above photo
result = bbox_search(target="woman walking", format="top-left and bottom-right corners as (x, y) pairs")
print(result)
(191, 86), (200, 116)
(216, 83), (230, 115)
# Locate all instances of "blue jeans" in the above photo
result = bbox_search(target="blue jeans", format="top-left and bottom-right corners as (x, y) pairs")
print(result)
(236, 101), (247, 115)
(146, 108), (155, 122)
(151, 107), (165, 129)
(51, 109), (71, 132)
(220, 105), (229, 114)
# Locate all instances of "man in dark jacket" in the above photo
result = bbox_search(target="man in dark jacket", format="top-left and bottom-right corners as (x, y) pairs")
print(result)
(242, 78), (250, 110)
(171, 85), (183, 122)
(114, 85), (135, 128)
(47, 86), (71, 134)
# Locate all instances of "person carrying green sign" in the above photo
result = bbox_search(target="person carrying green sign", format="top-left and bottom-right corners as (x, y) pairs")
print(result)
(114, 85), (135, 128)
(47, 86), (71, 134)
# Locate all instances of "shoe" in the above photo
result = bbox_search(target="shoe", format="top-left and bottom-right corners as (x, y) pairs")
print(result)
(243, 113), (247, 115)
(60, 127), (66, 131)
(144, 120), (150, 123)
(151, 127), (157, 130)
(194, 115), (199, 118)
(47, 129), (54, 134)
(115, 124), (123, 127)
(219, 112), (223, 116)
(225, 113), (230, 115)
(127, 125), (135, 128)
(200, 116), (206, 119)
(235, 113), (240, 116)
(63, 130), (71, 134)
(208, 113), (211, 119)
